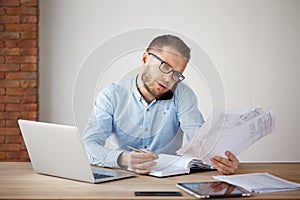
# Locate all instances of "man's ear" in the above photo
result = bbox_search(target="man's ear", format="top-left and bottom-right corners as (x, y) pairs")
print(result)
(142, 52), (148, 65)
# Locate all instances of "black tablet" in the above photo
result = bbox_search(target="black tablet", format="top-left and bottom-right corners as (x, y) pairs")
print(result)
(177, 181), (251, 198)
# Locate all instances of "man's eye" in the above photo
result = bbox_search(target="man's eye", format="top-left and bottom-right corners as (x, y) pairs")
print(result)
(173, 72), (180, 77)
(161, 63), (171, 71)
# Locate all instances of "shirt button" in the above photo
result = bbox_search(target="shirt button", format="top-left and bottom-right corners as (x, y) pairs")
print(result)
(146, 108), (149, 111)
(145, 128), (148, 131)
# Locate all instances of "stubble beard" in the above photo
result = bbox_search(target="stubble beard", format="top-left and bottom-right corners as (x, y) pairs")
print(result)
(141, 73), (159, 98)
(141, 72), (170, 99)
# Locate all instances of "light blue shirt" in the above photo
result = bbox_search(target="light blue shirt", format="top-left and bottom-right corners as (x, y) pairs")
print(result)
(82, 77), (204, 168)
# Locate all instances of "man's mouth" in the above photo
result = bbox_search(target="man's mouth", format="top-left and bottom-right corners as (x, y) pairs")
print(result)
(156, 81), (168, 90)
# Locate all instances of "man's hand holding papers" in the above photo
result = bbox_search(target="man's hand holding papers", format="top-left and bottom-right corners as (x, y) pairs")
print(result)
(177, 107), (275, 172)
(211, 150), (239, 175)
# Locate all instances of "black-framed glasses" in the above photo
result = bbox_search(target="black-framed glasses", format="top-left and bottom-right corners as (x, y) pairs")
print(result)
(148, 52), (185, 82)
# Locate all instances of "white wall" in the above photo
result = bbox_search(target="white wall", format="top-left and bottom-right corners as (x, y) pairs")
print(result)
(39, 0), (300, 162)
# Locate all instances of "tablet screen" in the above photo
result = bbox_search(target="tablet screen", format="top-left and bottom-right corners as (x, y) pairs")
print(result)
(177, 182), (251, 198)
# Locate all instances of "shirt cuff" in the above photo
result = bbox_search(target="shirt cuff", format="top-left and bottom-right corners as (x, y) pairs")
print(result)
(105, 149), (125, 169)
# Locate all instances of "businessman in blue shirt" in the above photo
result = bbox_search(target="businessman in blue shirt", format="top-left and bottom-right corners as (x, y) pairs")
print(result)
(82, 35), (239, 175)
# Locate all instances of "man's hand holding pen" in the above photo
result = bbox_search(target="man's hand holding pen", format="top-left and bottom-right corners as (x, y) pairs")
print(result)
(117, 146), (158, 174)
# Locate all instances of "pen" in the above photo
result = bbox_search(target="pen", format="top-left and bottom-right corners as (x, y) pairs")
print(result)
(127, 145), (147, 153)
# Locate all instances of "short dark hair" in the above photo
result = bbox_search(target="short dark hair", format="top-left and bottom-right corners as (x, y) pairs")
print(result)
(146, 35), (191, 61)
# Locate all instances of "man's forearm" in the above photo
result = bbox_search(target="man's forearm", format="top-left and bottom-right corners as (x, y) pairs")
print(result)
(84, 141), (124, 168)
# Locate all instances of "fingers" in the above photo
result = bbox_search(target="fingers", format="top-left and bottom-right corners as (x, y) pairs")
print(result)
(211, 158), (228, 175)
(131, 150), (158, 163)
(133, 161), (157, 174)
(212, 158), (235, 175)
(225, 185), (236, 195)
(210, 182), (228, 192)
(127, 151), (158, 174)
(210, 182), (236, 194)
(225, 151), (239, 163)
(211, 151), (239, 175)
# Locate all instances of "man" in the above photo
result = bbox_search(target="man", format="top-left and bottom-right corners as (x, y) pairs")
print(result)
(82, 34), (239, 175)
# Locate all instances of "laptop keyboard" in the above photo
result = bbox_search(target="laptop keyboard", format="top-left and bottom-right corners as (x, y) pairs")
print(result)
(93, 173), (114, 179)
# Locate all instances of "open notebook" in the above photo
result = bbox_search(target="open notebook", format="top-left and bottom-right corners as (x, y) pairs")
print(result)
(149, 154), (214, 177)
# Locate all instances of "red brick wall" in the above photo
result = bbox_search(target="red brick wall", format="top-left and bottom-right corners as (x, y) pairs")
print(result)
(0, 0), (38, 161)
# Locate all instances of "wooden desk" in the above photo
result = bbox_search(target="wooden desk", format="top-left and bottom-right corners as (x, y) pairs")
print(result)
(0, 162), (299, 199)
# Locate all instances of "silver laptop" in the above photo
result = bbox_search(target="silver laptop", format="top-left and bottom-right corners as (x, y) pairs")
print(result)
(18, 119), (135, 183)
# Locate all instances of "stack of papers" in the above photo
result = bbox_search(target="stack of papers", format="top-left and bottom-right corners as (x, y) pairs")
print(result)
(213, 173), (300, 193)
(177, 107), (275, 165)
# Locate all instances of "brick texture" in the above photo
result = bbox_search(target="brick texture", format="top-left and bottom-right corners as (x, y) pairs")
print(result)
(0, 0), (39, 161)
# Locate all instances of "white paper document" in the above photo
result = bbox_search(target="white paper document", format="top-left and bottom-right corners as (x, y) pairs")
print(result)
(177, 107), (275, 165)
(213, 173), (300, 193)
